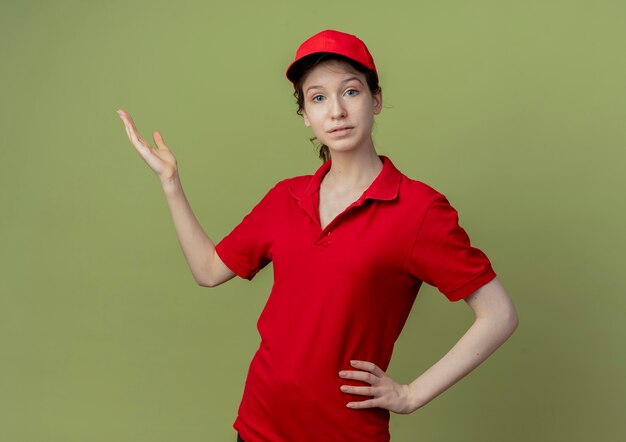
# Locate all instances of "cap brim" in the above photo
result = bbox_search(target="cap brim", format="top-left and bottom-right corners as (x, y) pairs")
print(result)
(286, 52), (368, 86)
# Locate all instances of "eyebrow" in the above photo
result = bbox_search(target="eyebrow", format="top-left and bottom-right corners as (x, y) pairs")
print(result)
(305, 76), (364, 94)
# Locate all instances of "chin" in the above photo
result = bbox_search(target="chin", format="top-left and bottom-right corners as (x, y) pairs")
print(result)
(326, 137), (367, 152)
(326, 143), (363, 155)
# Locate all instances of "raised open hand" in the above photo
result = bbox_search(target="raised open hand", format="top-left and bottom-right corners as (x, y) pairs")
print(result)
(339, 360), (417, 414)
(117, 109), (178, 183)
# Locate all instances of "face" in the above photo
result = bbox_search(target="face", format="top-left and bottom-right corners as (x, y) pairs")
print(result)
(300, 60), (382, 154)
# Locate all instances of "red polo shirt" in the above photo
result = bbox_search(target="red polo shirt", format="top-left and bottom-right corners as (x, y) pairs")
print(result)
(215, 155), (496, 442)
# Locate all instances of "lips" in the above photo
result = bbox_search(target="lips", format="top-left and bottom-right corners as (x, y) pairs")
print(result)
(328, 126), (354, 133)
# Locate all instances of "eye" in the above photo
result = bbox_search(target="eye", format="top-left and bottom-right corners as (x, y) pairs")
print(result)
(345, 88), (359, 96)
(312, 95), (324, 102)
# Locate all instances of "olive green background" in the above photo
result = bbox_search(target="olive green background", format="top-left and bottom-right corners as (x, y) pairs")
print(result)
(1, 1), (624, 441)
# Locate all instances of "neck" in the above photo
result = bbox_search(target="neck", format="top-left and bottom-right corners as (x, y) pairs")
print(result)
(324, 146), (383, 191)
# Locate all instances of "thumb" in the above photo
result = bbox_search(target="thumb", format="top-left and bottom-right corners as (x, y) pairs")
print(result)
(153, 130), (168, 150)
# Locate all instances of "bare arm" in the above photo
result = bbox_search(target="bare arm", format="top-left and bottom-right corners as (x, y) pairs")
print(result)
(117, 109), (235, 288)
(160, 175), (236, 287)
(404, 276), (518, 410)
(339, 277), (519, 413)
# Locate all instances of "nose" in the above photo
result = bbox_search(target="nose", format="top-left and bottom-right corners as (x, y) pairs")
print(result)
(329, 96), (347, 119)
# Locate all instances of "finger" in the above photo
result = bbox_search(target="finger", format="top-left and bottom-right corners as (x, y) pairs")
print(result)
(124, 124), (151, 154)
(340, 384), (377, 397)
(118, 109), (139, 132)
(117, 109), (134, 132)
(119, 117), (154, 158)
(118, 112), (137, 139)
(118, 111), (149, 148)
(350, 360), (385, 377)
(153, 130), (169, 151)
(339, 370), (379, 385)
(129, 123), (148, 147)
(347, 398), (378, 409)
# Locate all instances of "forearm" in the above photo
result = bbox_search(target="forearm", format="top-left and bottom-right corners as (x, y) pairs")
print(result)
(407, 315), (518, 411)
(160, 174), (216, 286)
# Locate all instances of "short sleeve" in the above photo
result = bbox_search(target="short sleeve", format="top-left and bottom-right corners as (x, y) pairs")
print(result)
(214, 182), (279, 281)
(408, 195), (497, 301)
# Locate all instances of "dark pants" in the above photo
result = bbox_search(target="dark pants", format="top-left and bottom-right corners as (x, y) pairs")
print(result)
(237, 433), (245, 442)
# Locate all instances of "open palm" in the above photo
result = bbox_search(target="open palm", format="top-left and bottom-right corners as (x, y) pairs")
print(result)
(117, 109), (178, 182)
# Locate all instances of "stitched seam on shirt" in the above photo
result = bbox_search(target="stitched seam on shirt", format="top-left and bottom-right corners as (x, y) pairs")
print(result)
(446, 266), (495, 300)
(215, 243), (251, 280)
(405, 194), (445, 275)
(266, 181), (285, 261)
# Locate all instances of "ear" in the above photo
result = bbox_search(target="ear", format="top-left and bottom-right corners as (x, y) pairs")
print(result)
(302, 111), (311, 128)
(372, 90), (383, 115)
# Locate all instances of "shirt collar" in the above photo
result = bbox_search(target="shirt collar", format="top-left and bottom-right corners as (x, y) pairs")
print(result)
(293, 154), (401, 201)
(288, 155), (402, 225)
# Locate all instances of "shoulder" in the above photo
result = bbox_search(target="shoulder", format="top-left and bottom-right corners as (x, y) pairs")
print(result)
(401, 175), (443, 198)
(377, 155), (447, 208)
(267, 160), (448, 207)
(268, 174), (314, 199)
(253, 175), (309, 196)
(397, 170), (447, 210)
(276, 174), (312, 189)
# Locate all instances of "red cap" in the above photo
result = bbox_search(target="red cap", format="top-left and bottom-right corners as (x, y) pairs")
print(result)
(285, 29), (378, 88)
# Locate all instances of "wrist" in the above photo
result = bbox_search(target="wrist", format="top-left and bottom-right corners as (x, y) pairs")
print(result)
(406, 382), (428, 413)
(160, 172), (181, 193)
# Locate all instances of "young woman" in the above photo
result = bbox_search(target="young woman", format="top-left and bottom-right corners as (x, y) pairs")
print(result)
(117, 29), (518, 442)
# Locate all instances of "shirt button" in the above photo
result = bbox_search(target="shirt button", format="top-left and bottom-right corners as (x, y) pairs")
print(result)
(327, 231), (331, 235)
